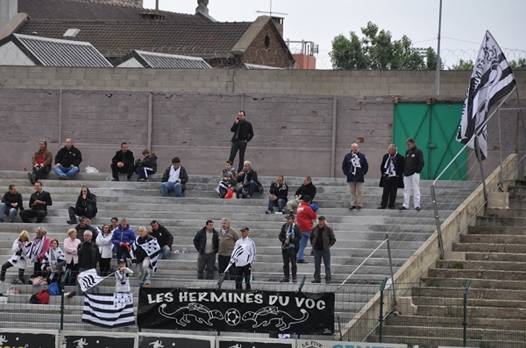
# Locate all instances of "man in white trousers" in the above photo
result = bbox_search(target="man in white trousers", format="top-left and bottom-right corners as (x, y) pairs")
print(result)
(401, 138), (424, 211)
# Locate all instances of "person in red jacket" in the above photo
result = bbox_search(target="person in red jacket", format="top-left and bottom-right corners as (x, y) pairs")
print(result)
(295, 195), (317, 263)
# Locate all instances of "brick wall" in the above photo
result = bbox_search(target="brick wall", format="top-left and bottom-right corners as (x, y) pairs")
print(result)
(242, 22), (293, 68)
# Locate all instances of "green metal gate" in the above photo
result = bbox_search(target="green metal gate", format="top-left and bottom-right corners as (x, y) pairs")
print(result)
(393, 103), (466, 180)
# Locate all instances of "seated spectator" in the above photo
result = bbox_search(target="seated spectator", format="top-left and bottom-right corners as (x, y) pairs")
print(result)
(110, 217), (119, 232)
(0, 185), (23, 222)
(63, 228), (81, 285)
(235, 161), (263, 198)
(135, 149), (158, 182)
(28, 140), (53, 185)
(133, 226), (157, 287)
(160, 157), (189, 197)
(53, 138), (82, 179)
(285, 176), (317, 213)
(67, 186), (97, 224)
(216, 161), (237, 198)
(111, 142), (135, 181)
(266, 175), (288, 214)
(96, 224), (113, 276)
(78, 230), (100, 273)
(0, 230), (31, 284)
(150, 220), (173, 259)
(75, 217), (99, 242)
(41, 239), (66, 284)
(29, 227), (50, 278)
(20, 182), (52, 223)
(111, 218), (135, 263)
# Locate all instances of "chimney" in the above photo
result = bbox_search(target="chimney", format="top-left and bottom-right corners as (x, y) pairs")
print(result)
(0, 0), (17, 32)
(271, 16), (284, 37)
(195, 0), (215, 21)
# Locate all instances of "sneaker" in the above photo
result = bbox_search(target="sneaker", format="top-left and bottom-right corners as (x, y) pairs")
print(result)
(65, 291), (76, 298)
(349, 206), (356, 210)
(297, 260), (306, 264)
(325, 279), (332, 284)
(292, 278), (297, 283)
(279, 278), (290, 283)
(311, 280), (321, 284)
(416, 207), (421, 211)
(399, 207), (408, 210)
(377, 206), (386, 209)
(265, 210), (271, 215)
(67, 220), (77, 225)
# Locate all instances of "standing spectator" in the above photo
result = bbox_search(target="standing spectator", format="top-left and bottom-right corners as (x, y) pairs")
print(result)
(310, 216), (336, 284)
(96, 224), (113, 276)
(53, 138), (82, 179)
(279, 214), (300, 283)
(67, 186), (97, 224)
(110, 217), (119, 231)
(285, 177), (317, 213)
(28, 227), (50, 278)
(401, 138), (425, 211)
(132, 226), (156, 286)
(77, 230), (100, 272)
(193, 220), (218, 280)
(28, 140), (53, 184)
(64, 228), (81, 285)
(233, 227), (256, 291)
(41, 239), (65, 284)
(111, 218), (136, 263)
(379, 144), (405, 209)
(75, 217), (99, 242)
(111, 142), (135, 181)
(217, 218), (239, 281)
(0, 185), (23, 222)
(0, 230), (31, 284)
(235, 161), (262, 198)
(20, 182), (52, 223)
(342, 143), (369, 210)
(150, 220), (173, 259)
(266, 175), (289, 214)
(135, 149), (158, 182)
(296, 196), (317, 264)
(115, 259), (133, 293)
(160, 157), (189, 197)
(228, 111), (254, 172)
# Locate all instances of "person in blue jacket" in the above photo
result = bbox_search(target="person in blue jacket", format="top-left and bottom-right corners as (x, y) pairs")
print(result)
(342, 143), (369, 210)
(111, 218), (136, 263)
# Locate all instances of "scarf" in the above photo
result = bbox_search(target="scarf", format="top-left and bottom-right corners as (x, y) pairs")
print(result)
(384, 154), (397, 177)
(168, 165), (181, 183)
(350, 153), (361, 175)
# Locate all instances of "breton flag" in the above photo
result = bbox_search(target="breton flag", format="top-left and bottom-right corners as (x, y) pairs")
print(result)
(457, 31), (516, 159)
(130, 237), (161, 272)
(77, 268), (105, 293)
(82, 292), (135, 328)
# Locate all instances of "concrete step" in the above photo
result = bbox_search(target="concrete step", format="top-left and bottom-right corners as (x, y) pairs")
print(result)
(422, 277), (526, 291)
(415, 304), (526, 319)
(468, 225), (526, 235)
(385, 314), (526, 331)
(460, 234), (526, 245)
(465, 251), (526, 263)
(369, 334), (522, 348)
(413, 295), (526, 309)
(428, 268), (526, 281)
(476, 215), (526, 227)
(412, 286), (526, 302)
(437, 259), (526, 272)
(453, 242), (526, 254)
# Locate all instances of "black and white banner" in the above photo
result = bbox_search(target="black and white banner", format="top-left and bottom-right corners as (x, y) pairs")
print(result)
(139, 334), (214, 348)
(81, 293), (135, 328)
(63, 334), (135, 348)
(138, 288), (335, 334)
(457, 30), (516, 159)
(297, 339), (408, 348)
(218, 337), (294, 348)
(0, 331), (56, 348)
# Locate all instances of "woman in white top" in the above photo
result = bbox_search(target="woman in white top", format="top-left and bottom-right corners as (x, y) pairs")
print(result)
(0, 230), (31, 284)
(96, 224), (113, 276)
(41, 239), (66, 283)
(63, 228), (81, 285)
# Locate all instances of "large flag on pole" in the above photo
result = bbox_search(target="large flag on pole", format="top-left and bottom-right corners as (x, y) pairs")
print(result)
(77, 268), (105, 293)
(457, 31), (516, 159)
(82, 292), (135, 328)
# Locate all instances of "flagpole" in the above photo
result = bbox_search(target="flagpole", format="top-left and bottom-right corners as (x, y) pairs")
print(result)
(434, 0), (443, 96)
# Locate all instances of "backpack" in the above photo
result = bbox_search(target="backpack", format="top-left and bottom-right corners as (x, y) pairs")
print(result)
(48, 281), (61, 296)
(30, 289), (50, 304)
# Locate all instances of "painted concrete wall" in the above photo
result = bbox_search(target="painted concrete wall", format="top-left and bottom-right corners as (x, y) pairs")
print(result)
(0, 41), (35, 66)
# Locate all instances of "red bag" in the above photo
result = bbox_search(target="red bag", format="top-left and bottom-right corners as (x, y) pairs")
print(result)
(30, 289), (50, 304)
(224, 187), (234, 200)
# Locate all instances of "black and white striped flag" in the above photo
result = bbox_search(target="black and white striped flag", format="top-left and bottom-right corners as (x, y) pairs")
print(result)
(457, 31), (516, 159)
(82, 293), (135, 328)
(78, 268), (104, 293)
(130, 237), (161, 272)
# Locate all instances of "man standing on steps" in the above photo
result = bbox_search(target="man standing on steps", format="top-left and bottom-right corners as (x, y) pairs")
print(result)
(228, 111), (254, 172)
(296, 195), (317, 264)
(193, 220), (219, 280)
(111, 142), (135, 181)
(279, 213), (300, 283)
(233, 226), (256, 291)
(401, 138), (425, 211)
(310, 216), (336, 284)
(379, 144), (405, 209)
(342, 143), (369, 210)
(218, 218), (239, 281)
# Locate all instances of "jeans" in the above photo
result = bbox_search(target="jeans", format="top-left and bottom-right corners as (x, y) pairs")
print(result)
(53, 165), (79, 178)
(282, 248), (297, 281)
(159, 245), (171, 259)
(403, 173), (421, 209)
(235, 264), (251, 290)
(160, 182), (184, 197)
(197, 253), (216, 279)
(20, 208), (47, 223)
(228, 141), (248, 172)
(297, 231), (311, 261)
(381, 176), (399, 208)
(136, 258), (151, 285)
(268, 198), (286, 213)
(313, 249), (331, 281)
(0, 203), (17, 222)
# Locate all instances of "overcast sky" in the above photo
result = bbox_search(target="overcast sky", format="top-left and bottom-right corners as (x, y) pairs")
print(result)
(143, 0), (526, 69)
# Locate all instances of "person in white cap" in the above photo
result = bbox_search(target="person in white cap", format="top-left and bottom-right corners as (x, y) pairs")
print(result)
(232, 227), (256, 291)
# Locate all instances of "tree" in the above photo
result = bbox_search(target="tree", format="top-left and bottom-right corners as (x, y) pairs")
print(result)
(450, 59), (475, 70)
(330, 21), (434, 70)
(510, 58), (526, 70)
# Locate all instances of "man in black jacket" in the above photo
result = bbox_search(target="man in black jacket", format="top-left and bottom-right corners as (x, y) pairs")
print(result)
(379, 144), (405, 209)
(150, 220), (174, 259)
(20, 182), (52, 223)
(53, 138), (82, 179)
(67, 186), (97, 224)
(77, 230), (100, 272)
(285, 176), (317, 213)
(0, 185), (23, 222)
(75, 217), (99, 242)
(401, 138), (425, 211)
(235, 161), (262, 198)
(279, 214), (300, 283)
(193, 220), (219, 279)
(111, 142), (135, 181)
(266, 175), (288, 214)
(310, 216), (336, 284)
(160, 157), (189, 197)
(228, 111), (254, 172)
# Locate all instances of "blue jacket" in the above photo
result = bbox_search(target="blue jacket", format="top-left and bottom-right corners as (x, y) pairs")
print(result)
(111, 225), (136, 249)
(342, 152), (369, 182)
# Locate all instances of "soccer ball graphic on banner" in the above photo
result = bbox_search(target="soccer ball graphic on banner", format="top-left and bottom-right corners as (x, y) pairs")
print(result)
(225, 308), (241, 326)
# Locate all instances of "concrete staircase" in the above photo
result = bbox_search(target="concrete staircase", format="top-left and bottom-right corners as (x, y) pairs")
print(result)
(371, 180), (526, 348)
(0, 170), (477, 333)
